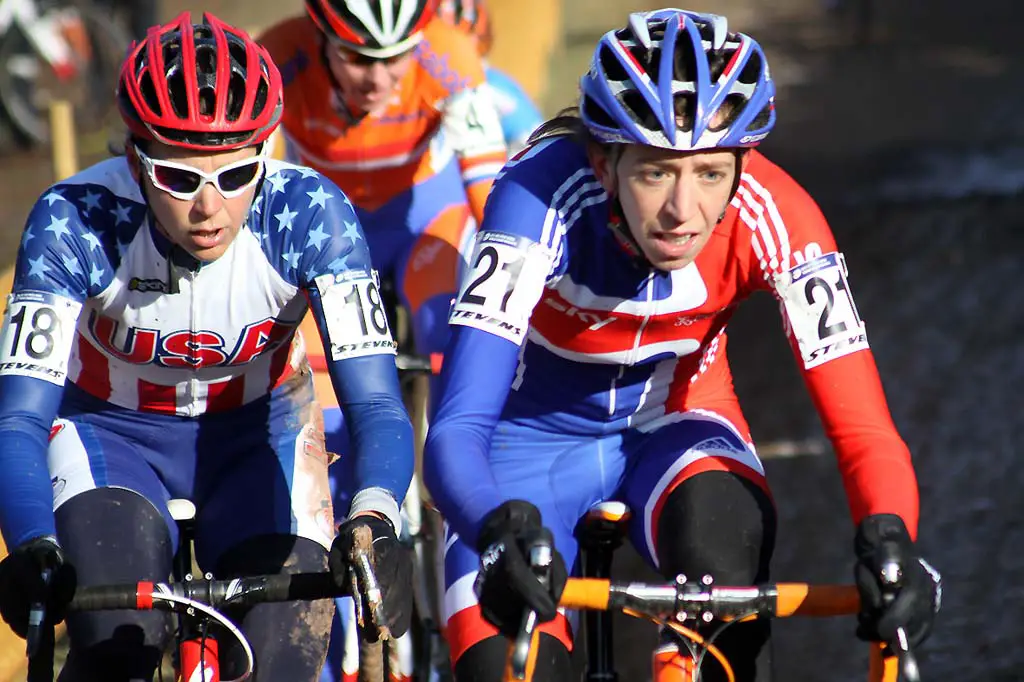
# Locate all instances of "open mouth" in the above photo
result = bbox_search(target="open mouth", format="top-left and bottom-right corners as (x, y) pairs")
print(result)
(189, 227), (224, 250)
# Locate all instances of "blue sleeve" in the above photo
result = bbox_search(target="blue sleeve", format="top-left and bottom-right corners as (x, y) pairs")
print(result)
(306, 288), (414, 509)
(0, 185), (111, 548)
(0, 376), (65, 547)
(423, 325), (521, 547)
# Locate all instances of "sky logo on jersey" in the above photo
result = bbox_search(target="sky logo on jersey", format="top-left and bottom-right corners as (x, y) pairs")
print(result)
(87, 312), (293, 369)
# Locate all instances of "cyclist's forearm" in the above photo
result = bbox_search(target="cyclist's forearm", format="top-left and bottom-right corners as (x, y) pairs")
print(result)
(0, 375), (64, 546)
(423, 327), (520, 546)
(328, 354), (414, 528)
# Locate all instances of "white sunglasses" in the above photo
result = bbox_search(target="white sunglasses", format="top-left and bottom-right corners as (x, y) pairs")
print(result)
(135, 146), (266, 201)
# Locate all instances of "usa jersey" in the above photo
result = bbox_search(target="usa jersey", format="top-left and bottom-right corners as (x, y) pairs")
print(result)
(0, 157), (393, 416)
(426, 138), (919, 540)
(260, 17), (507, 222)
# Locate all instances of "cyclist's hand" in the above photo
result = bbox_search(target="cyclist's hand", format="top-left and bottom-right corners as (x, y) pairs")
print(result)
(0, 536), (76, 638)
(330, 514), (413, 642)
(473, 500), (568, 639)
(853, 513), (941, 649)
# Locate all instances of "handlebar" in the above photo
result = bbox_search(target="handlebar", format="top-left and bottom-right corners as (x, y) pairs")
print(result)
(505, 577), (919, 682)
(69, 571), (341, 613)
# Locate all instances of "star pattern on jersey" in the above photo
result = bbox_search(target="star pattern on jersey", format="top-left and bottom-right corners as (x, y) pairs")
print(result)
(45, 216), (71, 241)
(306, 223), (330, 251)
(267, 173), (290, 194)
(88, 263), (105, 288)
(61, 254), (83, 276)
(306, 185), (333, 210)
(80, 190), (103, 213)
(342, 220), (363, 243)
(275, 204), (299, 232)
(111, 202), (133, 225)
(252, 196), (264, 215)
(27, 255), (50, 280)
(43, 190), (66, 206)
(15, 181), (146, 295)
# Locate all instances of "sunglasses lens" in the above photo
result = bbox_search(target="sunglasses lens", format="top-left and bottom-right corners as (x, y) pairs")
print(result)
(152, 165), (201, 195)
(218, 161), (262, 192)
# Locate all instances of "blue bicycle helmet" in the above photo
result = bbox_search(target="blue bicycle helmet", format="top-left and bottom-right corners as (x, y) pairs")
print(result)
(580, 9), (775, 150)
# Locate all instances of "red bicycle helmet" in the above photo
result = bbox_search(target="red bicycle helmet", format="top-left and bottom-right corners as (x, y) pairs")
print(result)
(436, 0), (492, 56)
(117, 12), (283, 151)
(306, 0), (437, 58)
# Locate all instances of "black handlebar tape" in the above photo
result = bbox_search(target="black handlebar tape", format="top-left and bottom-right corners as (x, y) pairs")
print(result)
(243, 572), (342, 603)
(70, 583), (150, 611)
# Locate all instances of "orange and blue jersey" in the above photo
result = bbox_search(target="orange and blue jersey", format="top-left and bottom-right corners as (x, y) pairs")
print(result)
(260, 16), (506, 224)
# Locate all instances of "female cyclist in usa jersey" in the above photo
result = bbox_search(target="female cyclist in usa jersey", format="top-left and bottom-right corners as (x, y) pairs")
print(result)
(424, 9), (940, 681)
(0, 13), (414, 681)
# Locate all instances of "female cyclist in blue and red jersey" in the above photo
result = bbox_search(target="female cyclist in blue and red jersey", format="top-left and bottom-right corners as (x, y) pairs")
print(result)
(0, 13), (413, 681)
(424, 9), (940, 681)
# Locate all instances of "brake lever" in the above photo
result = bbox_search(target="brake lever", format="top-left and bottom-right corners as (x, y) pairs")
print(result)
(25, 568), (52, 658)
(349, 524), (392, 640)
(508, 541), (553, 680)
(878, 560), (921, 682)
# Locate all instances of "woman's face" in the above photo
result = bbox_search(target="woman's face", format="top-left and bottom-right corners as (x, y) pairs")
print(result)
(130, 141), (262, 262)
(591, 145), (741, 270)
(325, 42), (417, 116)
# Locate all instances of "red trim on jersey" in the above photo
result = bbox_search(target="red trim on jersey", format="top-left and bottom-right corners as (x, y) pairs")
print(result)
(73, 337), (112, 400)
(649, 456), (771, 554)
(446, 605), (572, 664)
(206, 376), (247, 412)
(137, 380), (178, 415)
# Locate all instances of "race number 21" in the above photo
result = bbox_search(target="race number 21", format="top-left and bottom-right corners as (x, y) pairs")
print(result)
(777, 252), (869, 369)
(0, 291), (81, 385)
(449, 232), (553, 345)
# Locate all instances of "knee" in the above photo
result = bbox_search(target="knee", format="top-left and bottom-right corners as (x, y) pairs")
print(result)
(655, 470), (776, 583)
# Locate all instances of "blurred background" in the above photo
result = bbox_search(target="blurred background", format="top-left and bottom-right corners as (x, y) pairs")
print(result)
(0, 0), (1022, 680)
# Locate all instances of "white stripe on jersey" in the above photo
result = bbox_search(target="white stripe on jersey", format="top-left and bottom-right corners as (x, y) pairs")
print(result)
(549, 261), (708, 315)
(742, 173), (792, 272)
(48, 421), (98, 511)
(732, 174), (792, 280)
(528, 327), (701, 366)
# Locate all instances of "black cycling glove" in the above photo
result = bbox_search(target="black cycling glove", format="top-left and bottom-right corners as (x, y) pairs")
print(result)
(473, 500), (568, 639)
(854, 513), (941, 649)
(330, 515), (413, 642)
(0, 536), (76, 639)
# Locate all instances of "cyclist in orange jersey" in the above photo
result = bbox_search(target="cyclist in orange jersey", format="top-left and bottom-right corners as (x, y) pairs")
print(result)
(259, 3), (507, 680)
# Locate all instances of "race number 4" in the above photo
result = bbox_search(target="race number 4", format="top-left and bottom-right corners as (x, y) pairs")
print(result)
(315, 272), (397, 361)
(449, 232), (553, 344)
(776, 252), (869, 369)
(0, 291), (82, 385)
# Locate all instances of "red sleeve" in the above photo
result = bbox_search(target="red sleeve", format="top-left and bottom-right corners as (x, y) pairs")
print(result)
(738, 153), (920, 536)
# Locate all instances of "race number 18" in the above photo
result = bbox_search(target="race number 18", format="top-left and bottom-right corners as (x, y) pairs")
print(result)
(0, 291), (80, 385)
